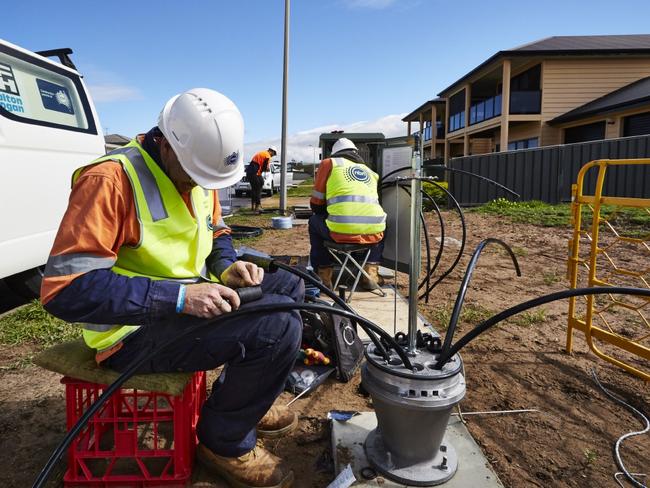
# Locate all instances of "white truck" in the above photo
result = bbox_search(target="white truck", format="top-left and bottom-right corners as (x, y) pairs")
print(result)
(0, 39), (105, 297)
(233, 162), (293, 197)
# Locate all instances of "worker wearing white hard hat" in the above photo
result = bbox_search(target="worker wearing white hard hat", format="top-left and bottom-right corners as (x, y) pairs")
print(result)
(42, 88), (300, 488)
(308, 137), (386, 289)
(246, 145), (278, 213)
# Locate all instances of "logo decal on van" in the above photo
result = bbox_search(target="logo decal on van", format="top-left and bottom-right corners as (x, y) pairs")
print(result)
(36, 78), (75, 115)
(0, 62), (20, 96)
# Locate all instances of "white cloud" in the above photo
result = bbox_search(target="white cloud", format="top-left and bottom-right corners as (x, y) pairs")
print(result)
(244, 113), (408, 163)
(88, 84), (141, 103)
(343, 0), (397, 8)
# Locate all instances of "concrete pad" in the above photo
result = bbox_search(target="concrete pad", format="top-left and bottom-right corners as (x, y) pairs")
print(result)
(331, 412), (504, 488)
(348, 287), (431, 342)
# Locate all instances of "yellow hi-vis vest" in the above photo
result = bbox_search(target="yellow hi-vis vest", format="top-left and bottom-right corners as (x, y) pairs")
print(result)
(71, 140), (218, 351)
(325, 157), (386, 235)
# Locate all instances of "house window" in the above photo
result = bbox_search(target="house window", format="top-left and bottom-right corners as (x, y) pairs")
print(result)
(623, 111), (650, 137)
(507, 137), (538, 151)
(448, 89), (466, 132)
(564, 121), (606, 144)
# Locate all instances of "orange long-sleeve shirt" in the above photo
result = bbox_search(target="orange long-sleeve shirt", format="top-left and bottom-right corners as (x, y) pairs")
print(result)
(41, 157), (228, 305)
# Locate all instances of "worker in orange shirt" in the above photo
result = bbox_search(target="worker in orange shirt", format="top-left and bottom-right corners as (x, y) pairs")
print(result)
(246, 146), (277, 213)
(309, 138), (386, 289)
(41, 89), (300, 488)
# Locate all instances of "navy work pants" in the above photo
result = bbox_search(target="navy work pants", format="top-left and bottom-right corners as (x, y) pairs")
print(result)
(308, 213), (384, 269)
(104, 269), (304, 457)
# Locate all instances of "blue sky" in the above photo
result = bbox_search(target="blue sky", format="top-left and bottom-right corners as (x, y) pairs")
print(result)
(4, 0), (650, 160)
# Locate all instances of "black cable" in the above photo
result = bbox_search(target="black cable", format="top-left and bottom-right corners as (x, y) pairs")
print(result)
(421, 209), (431, 303)
(378, 164), (520, 200)
(419, 179), (467, 299)
(272, 261), (394, 362)
(433, 287), (650, 369)
(33, 301), (414, 488)
(380, 181), (451, 301)
(383, 182), (440, 300)
(443, 166), (520, 200)
(418, 189), (445, 302)
(440, 238), (521, 357)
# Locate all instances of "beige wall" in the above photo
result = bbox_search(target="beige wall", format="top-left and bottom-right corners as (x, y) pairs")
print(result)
(541, 57), (650, 145)
(508, 122), (542, 143)
(470, 138), (492, 155)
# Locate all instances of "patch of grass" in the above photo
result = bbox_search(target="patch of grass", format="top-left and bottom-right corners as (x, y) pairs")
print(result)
(287, 178), (314, 197)
(472, 198), (650, 235)
(427, 302), (493, 330)
(0, 301), (80, 347)
(542, 270), (563, 286)
(583, 448), (598, 466)
(509, 308), (547, 327)
(472, 198), (573, 227)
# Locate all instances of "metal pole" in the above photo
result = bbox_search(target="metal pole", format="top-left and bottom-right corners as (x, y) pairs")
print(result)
(407, 134), (422, 354)
(279, 0), (290, 215)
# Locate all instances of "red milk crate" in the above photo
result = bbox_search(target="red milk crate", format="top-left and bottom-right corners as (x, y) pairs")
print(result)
(62, 372), (206, 487)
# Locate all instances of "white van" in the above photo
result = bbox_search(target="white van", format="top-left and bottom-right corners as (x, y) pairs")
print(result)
(0, 39), (105, 297)
(233, 162), (293, 197)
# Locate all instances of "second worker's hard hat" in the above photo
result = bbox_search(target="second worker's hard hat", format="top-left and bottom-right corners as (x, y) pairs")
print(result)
(331, 137), (357, 155)
(158, 88), (244, 189)
(268, 145), (278, 154)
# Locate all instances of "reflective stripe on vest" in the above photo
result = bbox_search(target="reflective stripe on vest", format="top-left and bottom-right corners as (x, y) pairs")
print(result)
(325, 157), (386, 235)
(72, 140), (218, 352)
(326, 195), (379, 205)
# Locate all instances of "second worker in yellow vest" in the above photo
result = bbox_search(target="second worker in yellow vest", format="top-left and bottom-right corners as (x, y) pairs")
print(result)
(309, 138), (386, 289)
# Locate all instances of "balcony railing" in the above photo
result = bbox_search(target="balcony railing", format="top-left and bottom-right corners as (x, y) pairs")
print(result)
(509, 90), (541, 114)
(412, 123), (445, 142)
(469, 94), (502, 126)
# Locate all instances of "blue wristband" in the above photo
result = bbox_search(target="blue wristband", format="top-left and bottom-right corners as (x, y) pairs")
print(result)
(176, 285), (186, 313)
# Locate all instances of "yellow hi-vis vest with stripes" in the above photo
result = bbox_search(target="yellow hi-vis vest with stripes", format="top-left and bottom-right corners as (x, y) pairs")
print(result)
(325, 158), (386, 235)
(70, 140), (218, 352)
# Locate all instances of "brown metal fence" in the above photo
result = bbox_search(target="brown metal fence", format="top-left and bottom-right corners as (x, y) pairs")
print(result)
(448, 134), (650, 205)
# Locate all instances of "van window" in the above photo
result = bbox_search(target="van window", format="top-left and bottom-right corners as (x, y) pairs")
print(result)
(0, 44), (96, 134)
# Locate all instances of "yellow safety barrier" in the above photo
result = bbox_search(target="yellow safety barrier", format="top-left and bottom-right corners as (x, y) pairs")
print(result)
(567, 159), (650, 381)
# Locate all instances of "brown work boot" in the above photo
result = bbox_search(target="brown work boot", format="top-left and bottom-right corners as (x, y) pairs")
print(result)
(361, 264), (384, 290)
(257, 405), (298, 439)
(197, 444), (294, 488)
(316, 266), (333, 289)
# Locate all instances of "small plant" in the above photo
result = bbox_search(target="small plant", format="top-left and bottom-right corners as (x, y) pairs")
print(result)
(510, 308), (547, 327)
(583, 448), (598, 465)
(542, 270), (562, 286)
(422, 181), (449, 209)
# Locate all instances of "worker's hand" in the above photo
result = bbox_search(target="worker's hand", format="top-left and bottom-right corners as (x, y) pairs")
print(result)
(220, 261), (264, 288)
(182, 283), (240, 318)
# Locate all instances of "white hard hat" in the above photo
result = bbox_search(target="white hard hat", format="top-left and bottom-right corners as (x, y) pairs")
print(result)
(331, 137), (357, 155)
(158, 88), (244, 190)
(268, 145), (278, 154)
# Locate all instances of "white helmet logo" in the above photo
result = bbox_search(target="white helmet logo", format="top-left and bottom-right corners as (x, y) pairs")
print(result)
(224, 151), (239, 166)
(55, 90), (71, 109)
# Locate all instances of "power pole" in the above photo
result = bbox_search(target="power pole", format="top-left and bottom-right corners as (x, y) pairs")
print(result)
(279, 0), (290, 214)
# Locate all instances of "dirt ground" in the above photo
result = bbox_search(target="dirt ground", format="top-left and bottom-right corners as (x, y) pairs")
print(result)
(1, 211), (648, 487)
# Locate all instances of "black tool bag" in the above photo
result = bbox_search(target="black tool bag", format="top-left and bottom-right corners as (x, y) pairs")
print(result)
(301, 302), (364, 382)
